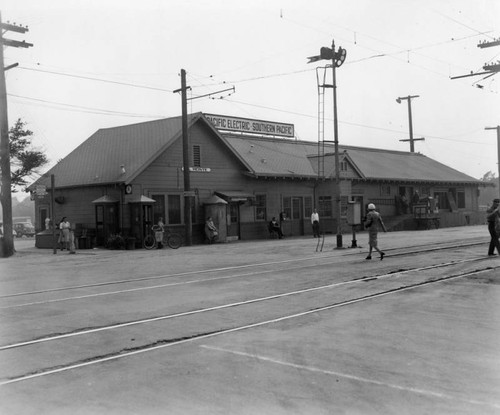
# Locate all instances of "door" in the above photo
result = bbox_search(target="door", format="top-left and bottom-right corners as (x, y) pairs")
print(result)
(95, 203), (119, 246)
(227, 203), (240, 239)
(290, 197), (304, 236)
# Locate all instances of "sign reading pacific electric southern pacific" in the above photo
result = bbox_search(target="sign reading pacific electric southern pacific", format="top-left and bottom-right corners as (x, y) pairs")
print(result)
(205, 114), (294, 138)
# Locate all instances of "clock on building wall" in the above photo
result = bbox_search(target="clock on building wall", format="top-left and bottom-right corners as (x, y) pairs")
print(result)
(125, 185), (133, 194)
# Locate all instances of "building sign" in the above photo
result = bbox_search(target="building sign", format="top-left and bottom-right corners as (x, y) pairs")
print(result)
(35, 185), (47, 198)
(205, 114), (294, 138)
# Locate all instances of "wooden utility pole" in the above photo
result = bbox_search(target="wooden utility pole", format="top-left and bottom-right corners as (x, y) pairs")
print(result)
(485, 126), (500, 198)
(174, 69), (192, 246)
(0, 13), (33, 257)
(396, 95), (425, 153)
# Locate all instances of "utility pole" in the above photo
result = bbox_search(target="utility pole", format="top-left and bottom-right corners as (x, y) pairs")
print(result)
(0, 13), (33, 257)
(308, 39), (347, 248)
(451, 38), (500, 80)
(396, 95), (424, 153)
(485, 126), (500, 198)
(174, 69), (192, 246)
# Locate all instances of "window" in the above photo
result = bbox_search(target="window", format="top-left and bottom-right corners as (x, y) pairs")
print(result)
(380, 184), (391, 196)
(152, 194), (182, 225)
(304, 196), (313, 218)
(152, 194), (166, 224)
(255, 194), (267, 220)
(283, 197), (291, 220)
(340, 160), (348, 171)
(193, 145), (201, 167)
(433, 192), (449, 210)
(318, 196), (332, 218)
(457, 191), (465, 209)
(168, 195), (182, 224)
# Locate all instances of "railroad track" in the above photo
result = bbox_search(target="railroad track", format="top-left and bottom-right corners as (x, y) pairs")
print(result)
(1, 238), (497, 386)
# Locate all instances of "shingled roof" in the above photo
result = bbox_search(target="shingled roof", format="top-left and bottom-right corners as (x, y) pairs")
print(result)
(223, 134), (481, 184)
(29, 112), (482, 190)
(30, 113), (204, 189)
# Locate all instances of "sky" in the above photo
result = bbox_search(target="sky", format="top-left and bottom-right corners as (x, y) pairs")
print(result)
(2, 0), (500, 198)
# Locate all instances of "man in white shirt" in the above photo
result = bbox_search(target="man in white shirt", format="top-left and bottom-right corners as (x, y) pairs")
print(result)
(311, 208), (320, 237)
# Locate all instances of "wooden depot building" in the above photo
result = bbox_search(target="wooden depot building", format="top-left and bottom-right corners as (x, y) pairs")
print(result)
(29, 112), (489, 248)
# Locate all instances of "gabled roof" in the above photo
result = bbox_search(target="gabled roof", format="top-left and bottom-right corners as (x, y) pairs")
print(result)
(339, 146), (480, 183)
(30, 113), (208, 189)
(29, 112), (483, 190)
(222, 134), (481, 184)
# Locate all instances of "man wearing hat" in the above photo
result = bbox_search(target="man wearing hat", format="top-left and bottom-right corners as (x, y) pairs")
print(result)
(364, 203), (387, 260)
(486, 198), (500, 256)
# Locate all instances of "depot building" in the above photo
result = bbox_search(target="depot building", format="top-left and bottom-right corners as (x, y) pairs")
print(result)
(29, 112), (489, 248)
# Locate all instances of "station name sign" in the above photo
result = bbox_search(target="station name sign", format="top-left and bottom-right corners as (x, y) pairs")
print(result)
(205, 114), (294, 138)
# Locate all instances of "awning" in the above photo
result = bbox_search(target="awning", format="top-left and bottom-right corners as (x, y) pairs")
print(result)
(91, 195), (118, 204)
(215, 191), (255, 203)
(203, 195), (228, 205)
(128, 195), (156, 204)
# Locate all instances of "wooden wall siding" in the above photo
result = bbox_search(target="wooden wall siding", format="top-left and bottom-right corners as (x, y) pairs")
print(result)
(36, 186), (123, 231)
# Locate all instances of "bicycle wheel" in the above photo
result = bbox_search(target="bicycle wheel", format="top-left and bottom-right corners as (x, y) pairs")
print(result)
(167, 233), (182, 249)
(143, 234), (156, 250)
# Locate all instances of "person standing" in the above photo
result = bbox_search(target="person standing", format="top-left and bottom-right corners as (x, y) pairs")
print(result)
(269, 217), (284, 239)
(486, 198), (500, 256)
(311, 208), (320, 238)
(59, 217), (71, 251)
(205, 217), (219, 244)
(155, 217), (165, 249)
(364, 203), (387, 260)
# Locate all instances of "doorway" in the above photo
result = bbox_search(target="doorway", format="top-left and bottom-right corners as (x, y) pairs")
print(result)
(227, 203), (240, 239)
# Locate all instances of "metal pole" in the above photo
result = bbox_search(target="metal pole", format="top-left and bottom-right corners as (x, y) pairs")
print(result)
(332, 39), (342, 248)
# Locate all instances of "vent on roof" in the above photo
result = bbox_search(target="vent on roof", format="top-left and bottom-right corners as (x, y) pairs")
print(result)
(193, 145), (201, 167)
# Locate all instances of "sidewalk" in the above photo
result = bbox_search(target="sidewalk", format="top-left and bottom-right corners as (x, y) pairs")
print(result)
(9, 224), (489, 262)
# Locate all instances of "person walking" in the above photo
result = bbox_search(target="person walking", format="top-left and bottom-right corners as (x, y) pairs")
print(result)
(364, 203), (387, 260)
(486, 198), (500, 256)
(311, 208), (320, 237)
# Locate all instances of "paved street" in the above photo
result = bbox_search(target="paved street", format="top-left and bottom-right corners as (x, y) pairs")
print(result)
(0, 226), (499, 414)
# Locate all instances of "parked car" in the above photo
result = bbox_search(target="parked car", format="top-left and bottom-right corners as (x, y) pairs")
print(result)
(13, 222), (36, 238)
(0, 223), (17, 237)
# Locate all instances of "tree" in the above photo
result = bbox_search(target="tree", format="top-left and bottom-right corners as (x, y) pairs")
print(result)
(480, 171), (497, 182)
(8, 118), (48, 191)
(0, 119), (48, 257)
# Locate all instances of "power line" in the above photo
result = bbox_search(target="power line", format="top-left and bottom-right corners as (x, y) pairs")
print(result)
(17, 66), (174, 92)
(9, 93), (163, 118)
(224, 98), (494, 146)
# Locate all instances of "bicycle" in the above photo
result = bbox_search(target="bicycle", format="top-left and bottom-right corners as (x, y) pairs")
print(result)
(143, 225), (182, 250)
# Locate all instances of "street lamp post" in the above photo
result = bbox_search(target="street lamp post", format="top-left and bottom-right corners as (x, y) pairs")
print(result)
(308, 39), (347, 248)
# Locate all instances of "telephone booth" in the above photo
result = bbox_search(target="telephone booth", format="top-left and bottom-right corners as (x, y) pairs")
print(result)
(129, 195), (156, 248)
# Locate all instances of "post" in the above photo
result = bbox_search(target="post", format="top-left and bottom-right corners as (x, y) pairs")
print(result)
(51, 174), (56, 254)
(485, 126), (500, 198)
(331, 39), (342, 248)
(0, 12), (14, 256)
(397, 95), (424, 152)
(180, 69), (192, 246)
(406, 97), (415, 153)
